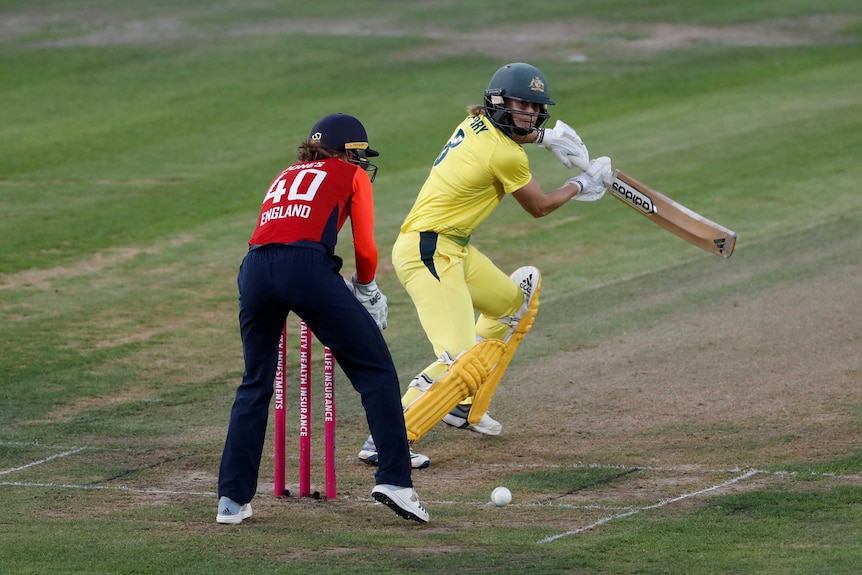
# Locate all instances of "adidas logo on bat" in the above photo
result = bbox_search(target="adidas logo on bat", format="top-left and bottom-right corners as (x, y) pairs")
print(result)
(714, 237), (731, 255)
(611, 180), (656, 214)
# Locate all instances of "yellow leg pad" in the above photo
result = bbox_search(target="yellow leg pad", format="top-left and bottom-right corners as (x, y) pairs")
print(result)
(467, 277), (541, 426)
(404, 339), (506, 444)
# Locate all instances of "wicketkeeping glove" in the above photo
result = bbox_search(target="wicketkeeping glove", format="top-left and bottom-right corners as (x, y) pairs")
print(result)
(352, 275), (388, 330)
(568, 156), (613, 202)
(342, 275), (355, 294)
(536, 120), (590, 169)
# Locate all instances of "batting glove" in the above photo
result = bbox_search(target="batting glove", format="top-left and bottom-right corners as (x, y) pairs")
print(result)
(536, 120), (589, 170)
(568, 156), (612, 202)
(352, 275), (388, 330)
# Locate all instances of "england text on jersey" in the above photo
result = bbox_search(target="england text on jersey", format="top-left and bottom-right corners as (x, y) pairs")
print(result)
(259, 203), (312, 226)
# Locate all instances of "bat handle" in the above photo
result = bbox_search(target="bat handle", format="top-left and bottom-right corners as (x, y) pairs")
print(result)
(569, 155), (615, 189)
(569, 155), (591, 172)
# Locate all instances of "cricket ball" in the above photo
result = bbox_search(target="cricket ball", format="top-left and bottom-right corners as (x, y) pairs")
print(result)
(491, 486), (512, 506)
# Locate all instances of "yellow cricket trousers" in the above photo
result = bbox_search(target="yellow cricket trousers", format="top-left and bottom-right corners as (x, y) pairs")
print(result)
(392, 231), (523, 392)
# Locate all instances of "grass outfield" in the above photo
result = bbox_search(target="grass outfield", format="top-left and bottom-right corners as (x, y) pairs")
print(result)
(2, 2), (862, 574)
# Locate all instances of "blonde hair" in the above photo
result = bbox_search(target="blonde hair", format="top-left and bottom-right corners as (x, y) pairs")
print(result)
(467, 104), (484, 117)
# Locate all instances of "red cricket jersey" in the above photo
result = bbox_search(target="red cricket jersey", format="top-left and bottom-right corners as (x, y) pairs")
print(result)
(249, 158), (379, 284)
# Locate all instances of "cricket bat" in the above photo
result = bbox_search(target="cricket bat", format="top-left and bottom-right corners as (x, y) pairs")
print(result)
(572, 157), (736, 258)
(608, 170), (736, 258)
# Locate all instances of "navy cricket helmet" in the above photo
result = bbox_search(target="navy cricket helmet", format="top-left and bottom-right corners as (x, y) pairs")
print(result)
(308, 113), (379, 157)
(308, 113), (379, 181)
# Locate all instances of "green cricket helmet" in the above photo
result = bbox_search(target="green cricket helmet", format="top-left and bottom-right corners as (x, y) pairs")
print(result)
(484, 62), (554, 137)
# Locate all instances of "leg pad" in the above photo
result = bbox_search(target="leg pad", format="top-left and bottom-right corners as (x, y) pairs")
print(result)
(403, 339), (506, 444)
(467, 268), (542, 425)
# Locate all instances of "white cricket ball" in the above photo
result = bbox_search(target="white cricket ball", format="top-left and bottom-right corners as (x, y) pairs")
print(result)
(491, 486), (512, 506)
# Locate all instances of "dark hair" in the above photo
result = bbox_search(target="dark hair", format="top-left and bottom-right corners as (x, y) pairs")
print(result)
(297, 140), (347, 162)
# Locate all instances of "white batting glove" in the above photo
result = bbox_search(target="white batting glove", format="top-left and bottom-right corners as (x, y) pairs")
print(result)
(567, 156), (612, 202)
(352, 275), (388, 330)
(536, 120), (590, 170)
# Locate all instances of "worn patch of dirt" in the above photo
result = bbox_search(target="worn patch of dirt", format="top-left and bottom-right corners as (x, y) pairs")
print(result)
(504, 257), (862, 468)
(0, 235), (194, 291)
(4, 11), (858, 61)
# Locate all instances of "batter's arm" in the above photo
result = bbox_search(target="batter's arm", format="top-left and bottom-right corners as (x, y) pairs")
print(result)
(511, 177), (582, 218)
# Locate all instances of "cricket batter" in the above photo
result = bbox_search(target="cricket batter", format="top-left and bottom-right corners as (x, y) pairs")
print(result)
(217, 113), (428, 524)
(359, 63), (613, 465)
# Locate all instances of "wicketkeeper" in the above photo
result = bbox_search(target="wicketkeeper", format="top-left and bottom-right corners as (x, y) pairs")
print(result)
(217, 113), (428, 524)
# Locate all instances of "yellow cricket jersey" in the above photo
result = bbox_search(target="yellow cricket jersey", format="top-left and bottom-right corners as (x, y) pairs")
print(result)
(400, 114), (532, 239)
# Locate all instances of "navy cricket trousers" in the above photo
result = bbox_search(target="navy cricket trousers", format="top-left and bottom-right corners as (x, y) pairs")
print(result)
(218, 243), (412, 504)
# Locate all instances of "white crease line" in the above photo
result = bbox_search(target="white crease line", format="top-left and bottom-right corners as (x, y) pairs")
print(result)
(537, 468), (759, 544)
(0, 447), (86, 476)
(0, 481), (215, 497)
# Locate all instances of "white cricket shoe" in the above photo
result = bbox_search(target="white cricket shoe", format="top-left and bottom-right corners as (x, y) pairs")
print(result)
(442, 403), (502, 436)
(371, 484), (429, 523)
(216, 496), (253, 525)
(358, 435), (431, 469)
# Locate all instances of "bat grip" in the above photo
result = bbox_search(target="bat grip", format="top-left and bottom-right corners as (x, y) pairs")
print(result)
(569, 155), (590, 172)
